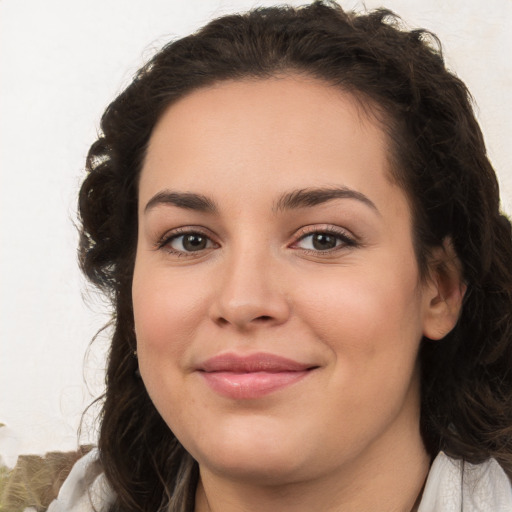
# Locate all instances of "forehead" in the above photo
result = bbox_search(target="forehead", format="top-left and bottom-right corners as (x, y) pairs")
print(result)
(140, 75), (405, 219)
(147, 75), (387, 159)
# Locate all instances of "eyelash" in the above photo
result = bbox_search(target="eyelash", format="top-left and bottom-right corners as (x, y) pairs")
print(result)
(156, 225), (358, 257)
(290, 226), (358, 254)
(157, 227), (218, 257)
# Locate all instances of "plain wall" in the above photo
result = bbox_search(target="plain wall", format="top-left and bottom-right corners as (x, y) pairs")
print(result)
(1, 0), (510, 465)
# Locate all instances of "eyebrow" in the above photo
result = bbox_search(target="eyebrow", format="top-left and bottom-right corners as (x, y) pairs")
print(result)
(144, 190), (218, 214)
(143, 186), (379, 216)
(273, 187), (379, 214)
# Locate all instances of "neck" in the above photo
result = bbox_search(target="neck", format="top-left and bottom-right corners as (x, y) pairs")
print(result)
(195, 425), (430, 512)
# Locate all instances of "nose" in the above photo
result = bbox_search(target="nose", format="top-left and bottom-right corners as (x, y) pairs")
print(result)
(209, 246), (291, 330)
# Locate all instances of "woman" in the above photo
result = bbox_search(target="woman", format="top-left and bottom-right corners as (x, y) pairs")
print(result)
(49, 1), (512, 511)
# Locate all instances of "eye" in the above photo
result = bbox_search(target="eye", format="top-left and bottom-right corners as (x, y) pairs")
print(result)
(293, 229), (357, 252)
(162, 231), (217, 254)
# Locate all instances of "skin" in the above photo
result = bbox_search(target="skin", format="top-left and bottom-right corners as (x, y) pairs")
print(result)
(132, 75), (464, 511)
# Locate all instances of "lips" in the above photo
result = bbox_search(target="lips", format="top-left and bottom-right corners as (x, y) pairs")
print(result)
(197, 353), (317, 399)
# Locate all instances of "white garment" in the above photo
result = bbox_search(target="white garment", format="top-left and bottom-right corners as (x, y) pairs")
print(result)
(48, 449), (512, 511)
(47, 449), (114, 512)
(418, 452), (512, 512)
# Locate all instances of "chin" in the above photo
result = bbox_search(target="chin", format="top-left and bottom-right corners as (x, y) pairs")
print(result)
(186, 419), (312, 484)
(200, 448), (307, 485)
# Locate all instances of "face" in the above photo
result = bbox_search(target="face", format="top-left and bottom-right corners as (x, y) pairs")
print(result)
(133, 76), (439, 485)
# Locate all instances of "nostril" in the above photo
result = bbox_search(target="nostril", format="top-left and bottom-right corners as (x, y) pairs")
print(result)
(215, 314), (275, 328)
(255, 315), (273, 322)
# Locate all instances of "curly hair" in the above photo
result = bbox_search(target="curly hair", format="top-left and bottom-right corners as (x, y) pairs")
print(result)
(78, 1), (512, 510)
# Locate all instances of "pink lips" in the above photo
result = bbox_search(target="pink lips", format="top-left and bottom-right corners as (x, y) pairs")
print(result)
(197, 353), (316, 399)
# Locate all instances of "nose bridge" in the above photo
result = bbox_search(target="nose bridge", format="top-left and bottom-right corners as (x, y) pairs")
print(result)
(211, 233), (289, 328)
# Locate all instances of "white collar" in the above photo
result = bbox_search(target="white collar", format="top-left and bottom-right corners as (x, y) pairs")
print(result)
(418, 451), (512, 511)
(47, 448), (114, 512)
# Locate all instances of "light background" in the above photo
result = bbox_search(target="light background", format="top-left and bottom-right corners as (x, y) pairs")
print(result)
(1, 0), (510, 465)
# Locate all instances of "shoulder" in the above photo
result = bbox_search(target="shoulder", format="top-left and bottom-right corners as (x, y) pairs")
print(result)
(47, 448), (115, 512)
(418, 451), (512, 512)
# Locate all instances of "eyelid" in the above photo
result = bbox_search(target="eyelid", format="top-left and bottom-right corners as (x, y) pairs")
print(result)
(154, 224), (358, 256)
(289, 225), (358, 252)
(156, 226), (219, 255)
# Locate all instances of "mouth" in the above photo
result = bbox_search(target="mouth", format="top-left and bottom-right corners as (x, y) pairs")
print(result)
(196, 352), (319, 399)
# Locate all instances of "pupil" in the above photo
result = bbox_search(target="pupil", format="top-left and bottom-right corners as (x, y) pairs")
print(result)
(184, 234), (206, 251)
(312, 233), (336, 250)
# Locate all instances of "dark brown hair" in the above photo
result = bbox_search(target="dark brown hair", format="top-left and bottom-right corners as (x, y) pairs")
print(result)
(78, 2), (512, 510)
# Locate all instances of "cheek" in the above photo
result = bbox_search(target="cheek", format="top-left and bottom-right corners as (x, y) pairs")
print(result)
(131, 267), (210, 432)
(132, 267), (206, 372)
(294, 258), (424, 368)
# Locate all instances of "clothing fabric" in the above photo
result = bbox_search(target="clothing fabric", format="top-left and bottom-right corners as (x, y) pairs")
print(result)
(47, 449), (512, 511)
(46, 448), (114, 512)
(418, 452), (512, 512)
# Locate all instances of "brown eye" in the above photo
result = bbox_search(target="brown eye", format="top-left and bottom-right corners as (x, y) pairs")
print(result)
(294, 230), (356, 252)
(311, 233), (338, 250)
(168, 233), (214, 253)
(183, 234), (207, 251)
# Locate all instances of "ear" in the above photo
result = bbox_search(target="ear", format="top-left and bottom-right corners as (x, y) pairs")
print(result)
(422, 238), (467, 341)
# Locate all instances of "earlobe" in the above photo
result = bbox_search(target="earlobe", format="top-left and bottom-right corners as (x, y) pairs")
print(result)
(422, 238), (467, 341)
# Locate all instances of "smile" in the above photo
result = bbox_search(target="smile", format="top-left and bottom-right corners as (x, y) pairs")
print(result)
(197, 352), (318, 399)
